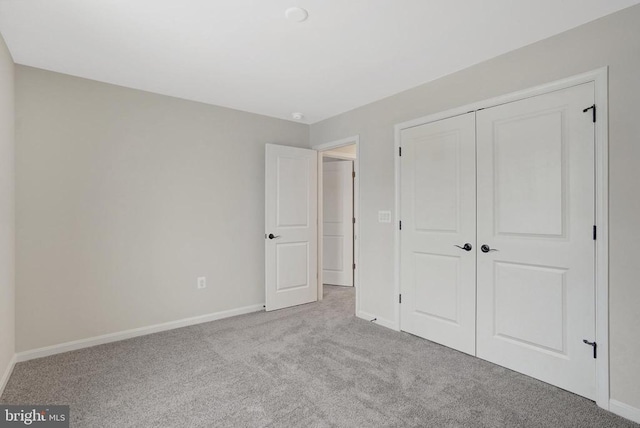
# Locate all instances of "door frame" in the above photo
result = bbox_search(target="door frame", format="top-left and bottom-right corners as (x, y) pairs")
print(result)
(312, 136), (360, 314)
(393, 67), (609, 409)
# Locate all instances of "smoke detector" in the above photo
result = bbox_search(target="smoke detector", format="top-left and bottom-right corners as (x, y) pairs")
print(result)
(292, 112), (304, 120)
(285, 7), (309, 23)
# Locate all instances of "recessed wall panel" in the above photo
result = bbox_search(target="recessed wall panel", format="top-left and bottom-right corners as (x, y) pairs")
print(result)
(413, 131), (459, 233)
(494, 262), (566, 353)
(322, 236), (344, 271)
(277, 156), (309, 228)
(323, 169), (343, 224)
(494, 111), (565, 237)
(276, 242), (309, 291)
(413, 252), (459, 323)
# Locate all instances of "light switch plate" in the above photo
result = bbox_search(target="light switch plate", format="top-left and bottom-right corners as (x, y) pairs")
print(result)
(378, 211), (392, 223)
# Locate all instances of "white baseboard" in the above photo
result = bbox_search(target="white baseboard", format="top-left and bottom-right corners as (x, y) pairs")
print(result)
(0, 354), (16, 397)
(610, 399), (640, 424)
(16, 303), (264, 363)
(357, 310), (397, 330)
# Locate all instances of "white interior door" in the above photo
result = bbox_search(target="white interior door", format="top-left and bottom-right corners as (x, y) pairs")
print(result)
(400, 113), (477, 355)
(265, 144), (317, 311)
(476, 83), (596, 399)
(323, 160), (354, 286)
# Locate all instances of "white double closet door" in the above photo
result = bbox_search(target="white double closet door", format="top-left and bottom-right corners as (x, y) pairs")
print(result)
(400, 83), (596, 399)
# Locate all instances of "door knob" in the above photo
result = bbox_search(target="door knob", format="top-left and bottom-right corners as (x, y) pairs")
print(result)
(481, 244), (498, 253)
(454, 243), (472, 251)
(267, 233), (280, 240)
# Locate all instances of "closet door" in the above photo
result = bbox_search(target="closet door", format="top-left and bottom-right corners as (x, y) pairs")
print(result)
(476, 83), (596, 399)
(400, 113), (476, 355)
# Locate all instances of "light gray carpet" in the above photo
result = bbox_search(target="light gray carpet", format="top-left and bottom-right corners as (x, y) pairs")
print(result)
(1, 286), (636, 427)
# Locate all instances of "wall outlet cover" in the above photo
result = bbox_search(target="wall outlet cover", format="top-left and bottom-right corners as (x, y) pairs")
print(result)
(197, 277), (206, 289)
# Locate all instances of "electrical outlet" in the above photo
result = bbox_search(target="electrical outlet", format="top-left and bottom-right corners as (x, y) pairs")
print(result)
(197, 277), (206, 289)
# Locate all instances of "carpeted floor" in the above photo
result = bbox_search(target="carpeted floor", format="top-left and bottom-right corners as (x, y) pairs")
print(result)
(1, 286), (637, 427)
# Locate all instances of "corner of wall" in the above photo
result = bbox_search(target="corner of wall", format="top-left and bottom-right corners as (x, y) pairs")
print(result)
(0, 355), (16, 397)
(0, 29), (16, 400)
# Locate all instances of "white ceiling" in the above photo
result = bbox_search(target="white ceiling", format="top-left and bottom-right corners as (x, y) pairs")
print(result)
(1, 1), (638, 124)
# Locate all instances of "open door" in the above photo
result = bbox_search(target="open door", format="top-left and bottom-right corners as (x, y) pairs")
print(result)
(322, 160), (354, 286)
(265, 144), (318, 311)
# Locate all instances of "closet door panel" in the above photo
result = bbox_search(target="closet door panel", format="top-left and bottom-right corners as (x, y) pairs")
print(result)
(400, 113), (476, 355)
(476, 82), (596, 399)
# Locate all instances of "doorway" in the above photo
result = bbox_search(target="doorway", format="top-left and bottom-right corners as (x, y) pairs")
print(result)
(322, 148), (355, 288)
(314, 137), (360, 314)
(264, 138), (359, 313)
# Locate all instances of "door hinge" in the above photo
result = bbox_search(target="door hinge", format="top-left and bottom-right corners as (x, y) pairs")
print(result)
(593, 225), (597, 240)
(399, 147), (402, 156)
(583, 104), (596, 123)
(399, 220), (402, 230)
(353, 263), (356, 270)
(352, 171), (356, 178)
(583, 339), (597, 359)
(353, 217), (356, 224)
(399, 294), (402, 304)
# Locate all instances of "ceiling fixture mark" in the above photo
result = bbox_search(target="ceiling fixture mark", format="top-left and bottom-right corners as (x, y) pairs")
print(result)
(285, 7), (309, 23)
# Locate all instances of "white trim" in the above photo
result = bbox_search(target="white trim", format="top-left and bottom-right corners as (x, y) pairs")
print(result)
(313, 136), (360, 315)
(395, 67), (609, 131)
(0, 354), (16, 396)
(15, 304), (264, 363)
(357, 310), (396, 330)
(322, 152), (356, 161)
(609, 400), (640, 424)
(313, 136), (359, 152)
(393, 127), (402, 331)
(394, 67), (609, 408)
(593, 68), (610, 409)
(316, 153), (324, 301)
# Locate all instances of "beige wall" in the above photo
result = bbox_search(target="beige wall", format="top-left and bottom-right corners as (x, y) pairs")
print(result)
(0, 32), (15, 387)
(15, 66), (308, 352)
(311, 6), (640, 409)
